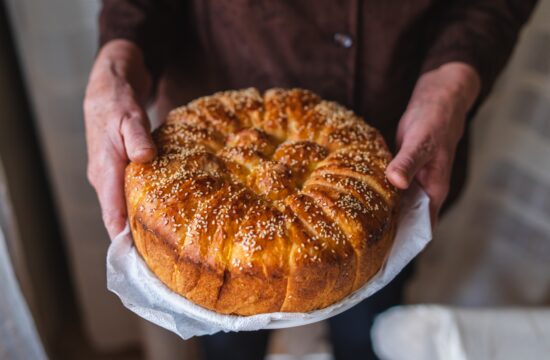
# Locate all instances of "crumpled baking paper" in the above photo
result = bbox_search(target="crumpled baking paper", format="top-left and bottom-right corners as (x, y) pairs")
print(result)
(107, 183), (431, 339)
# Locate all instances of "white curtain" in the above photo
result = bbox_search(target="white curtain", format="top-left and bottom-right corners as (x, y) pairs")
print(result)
(375, 3), (550, 358)
(408, 0), (550, 308)
(0, 161), (47, 360)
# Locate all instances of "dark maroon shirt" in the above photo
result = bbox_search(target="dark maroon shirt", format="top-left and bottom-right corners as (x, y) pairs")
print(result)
(99, 0), (536, 206)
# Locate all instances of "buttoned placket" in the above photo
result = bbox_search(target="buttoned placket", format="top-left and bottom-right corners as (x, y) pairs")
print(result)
(332, 0), (359, 108)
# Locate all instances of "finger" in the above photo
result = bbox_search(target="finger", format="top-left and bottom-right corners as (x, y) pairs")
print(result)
(416, 155), (451, 229)
(92, 150), (128, 238)
(386, 130), (436, 189)
(120, 107), (156, 163)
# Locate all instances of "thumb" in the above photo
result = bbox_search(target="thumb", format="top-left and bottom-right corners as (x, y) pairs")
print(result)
(120, 105), (156, 163)
(386, 133), (435, 189)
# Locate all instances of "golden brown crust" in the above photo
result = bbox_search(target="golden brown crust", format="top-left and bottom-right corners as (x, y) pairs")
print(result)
(125, 88), (399, 315)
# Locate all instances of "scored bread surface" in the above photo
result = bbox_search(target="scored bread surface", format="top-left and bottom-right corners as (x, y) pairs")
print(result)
(125, 88), (399, 315)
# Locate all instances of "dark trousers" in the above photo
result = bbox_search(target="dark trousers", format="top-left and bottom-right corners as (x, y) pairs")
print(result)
(199, 262), (414, 360)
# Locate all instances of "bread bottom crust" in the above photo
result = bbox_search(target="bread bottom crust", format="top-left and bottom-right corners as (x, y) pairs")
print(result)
(131, 213), (397, 316)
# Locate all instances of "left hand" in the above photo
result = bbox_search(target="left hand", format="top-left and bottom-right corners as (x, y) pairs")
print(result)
(385, 62), (481, 227)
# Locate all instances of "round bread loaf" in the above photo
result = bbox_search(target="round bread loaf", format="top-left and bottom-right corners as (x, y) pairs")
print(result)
(125, 88), (399, 315)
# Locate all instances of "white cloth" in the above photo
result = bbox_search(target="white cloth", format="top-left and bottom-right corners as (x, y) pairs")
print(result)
(372, 305), (550, 360)
(106, 185), (431, 339)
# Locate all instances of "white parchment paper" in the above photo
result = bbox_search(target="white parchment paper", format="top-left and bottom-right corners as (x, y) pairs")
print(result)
(107, 183), (431, 339)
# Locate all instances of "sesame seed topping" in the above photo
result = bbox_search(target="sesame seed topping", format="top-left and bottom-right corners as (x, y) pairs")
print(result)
(128, 88), (397, 293)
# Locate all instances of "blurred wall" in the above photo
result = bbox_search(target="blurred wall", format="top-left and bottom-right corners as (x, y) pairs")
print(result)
(0, 0), (69, 355)
(3, 0), (140, 351)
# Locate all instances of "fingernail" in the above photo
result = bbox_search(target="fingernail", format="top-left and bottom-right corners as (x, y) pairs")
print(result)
(131, 147), (156, 163)
(387, 170), (409, 189)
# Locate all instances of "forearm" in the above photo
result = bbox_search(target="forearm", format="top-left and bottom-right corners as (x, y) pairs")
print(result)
(99, 0), (185, 87)
(421, 0), (537, 100)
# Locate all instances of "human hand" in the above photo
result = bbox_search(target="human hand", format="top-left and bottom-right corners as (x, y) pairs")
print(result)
(84, 39), (156, 238)
(385, 62), (481, 227)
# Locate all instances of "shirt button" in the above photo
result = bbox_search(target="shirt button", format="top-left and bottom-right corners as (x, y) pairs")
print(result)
(333, 33), (353, 48)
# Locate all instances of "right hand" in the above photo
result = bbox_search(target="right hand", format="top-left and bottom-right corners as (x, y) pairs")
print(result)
(84, 39), (156, 238)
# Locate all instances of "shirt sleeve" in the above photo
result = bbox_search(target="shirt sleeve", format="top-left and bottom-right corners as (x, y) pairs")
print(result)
(421, 0), (538, 101)
(99, 0), (185, 82)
